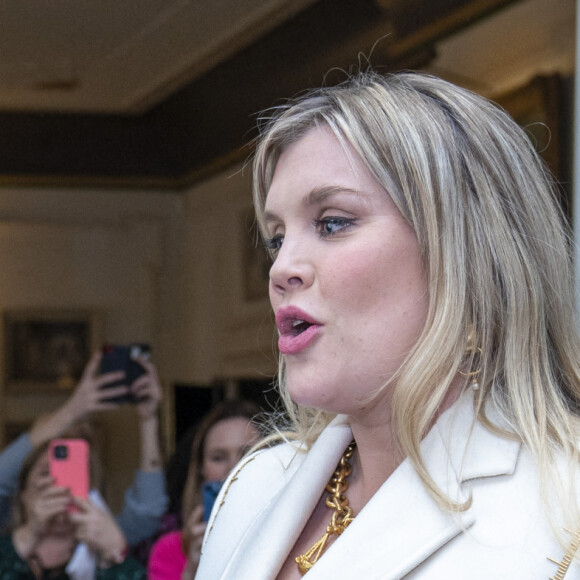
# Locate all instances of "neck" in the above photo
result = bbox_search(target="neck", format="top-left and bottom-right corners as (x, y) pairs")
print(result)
(346, 417), (402, 510)
(346, 382), (463, 511)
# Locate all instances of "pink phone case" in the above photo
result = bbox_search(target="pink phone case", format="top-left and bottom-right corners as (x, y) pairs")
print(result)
(49, 439), (89, 501)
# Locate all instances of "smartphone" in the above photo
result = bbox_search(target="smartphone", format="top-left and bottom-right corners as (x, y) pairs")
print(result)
(202, 480), (223, 522)
(99, 343), (151, 403)
(49, 439), (89, 508)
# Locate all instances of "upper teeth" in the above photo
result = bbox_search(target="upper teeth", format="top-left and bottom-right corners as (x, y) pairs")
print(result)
(292, 319), (305, 328)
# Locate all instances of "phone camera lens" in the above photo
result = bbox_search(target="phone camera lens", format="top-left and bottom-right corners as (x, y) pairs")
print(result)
(54, 445), (68, 460)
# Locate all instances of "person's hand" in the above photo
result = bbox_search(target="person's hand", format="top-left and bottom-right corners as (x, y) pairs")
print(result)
(182, 505), (206, 580)
(131, 358), (162, 421)
(29, 352), (129, 447)
(63, 352), (130, 421)
(26, 479), (70, 537)
(70, 497), (128, 566)
(13, 478), (71, 558)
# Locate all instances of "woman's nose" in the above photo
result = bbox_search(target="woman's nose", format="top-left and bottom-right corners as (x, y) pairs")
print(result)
(269, 237), (314, 295)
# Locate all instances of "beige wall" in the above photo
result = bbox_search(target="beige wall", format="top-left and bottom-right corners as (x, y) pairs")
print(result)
(0, 170), (275, 510)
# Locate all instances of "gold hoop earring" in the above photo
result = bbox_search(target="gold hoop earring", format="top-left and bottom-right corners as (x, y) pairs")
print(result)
(459, 363), (481, 390)
(459, 340), (482, 390)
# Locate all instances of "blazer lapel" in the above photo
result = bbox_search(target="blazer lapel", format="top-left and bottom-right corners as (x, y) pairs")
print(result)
(306, 423), (474, 579)
(219, 416), (353, 579)
(217, 393), (520, 580)
(438, 393), (520, 483)
(306, 393), (521, 579)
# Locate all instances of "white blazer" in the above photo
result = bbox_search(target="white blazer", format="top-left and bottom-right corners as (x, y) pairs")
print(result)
(196, 394), (580, 579)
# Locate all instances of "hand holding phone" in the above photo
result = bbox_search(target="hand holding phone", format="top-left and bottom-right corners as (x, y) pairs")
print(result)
(99, 344), (150, 403)
(69, 495), (128, 563)
(49, 439), (89, 509)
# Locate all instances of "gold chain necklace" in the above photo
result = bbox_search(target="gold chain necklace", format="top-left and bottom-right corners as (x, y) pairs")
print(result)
(296, 440), (357, 575)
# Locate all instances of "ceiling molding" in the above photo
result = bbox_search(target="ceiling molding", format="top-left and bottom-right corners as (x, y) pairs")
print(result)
(0, 0), (571, 189)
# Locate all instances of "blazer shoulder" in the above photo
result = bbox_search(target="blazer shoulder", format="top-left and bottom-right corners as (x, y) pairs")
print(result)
(198, 441), (306, 579)
(204, 440), (305, 534)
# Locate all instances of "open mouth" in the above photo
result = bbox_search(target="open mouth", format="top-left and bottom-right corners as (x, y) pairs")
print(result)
(290, 319), (312, 335)
(275, 307), (321, 354)
(276, 308), (321, 355)
(277, 316), (315, 337)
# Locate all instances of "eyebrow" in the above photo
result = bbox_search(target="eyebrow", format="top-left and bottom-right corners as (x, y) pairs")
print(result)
(263, 185), (361, 224)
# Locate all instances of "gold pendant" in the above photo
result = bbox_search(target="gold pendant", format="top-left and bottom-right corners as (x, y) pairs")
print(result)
(296, 532), (331, 574)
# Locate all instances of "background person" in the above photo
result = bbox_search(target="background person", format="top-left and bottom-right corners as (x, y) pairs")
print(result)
(195, 71), (580, 579)
(0, 351), (168, 547)
(0, 440), (145, 579)
(148, 399), (260, 580)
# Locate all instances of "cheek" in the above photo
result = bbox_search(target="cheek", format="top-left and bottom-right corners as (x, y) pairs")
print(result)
(327, 247), (428, 352)
(340, 238), (424, 304)
(320, 250), (386, 310)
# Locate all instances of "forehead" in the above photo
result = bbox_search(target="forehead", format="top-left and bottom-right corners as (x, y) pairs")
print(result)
(268, 128), (366, 190)
(273, 126), (355, 174)
(263, 126), (388, 217)
(204, 417), (256, 448)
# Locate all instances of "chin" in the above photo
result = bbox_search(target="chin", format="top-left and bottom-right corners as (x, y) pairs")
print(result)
(287, 384), (334, 412)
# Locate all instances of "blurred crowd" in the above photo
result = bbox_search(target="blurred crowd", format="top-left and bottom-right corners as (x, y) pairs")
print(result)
(0, 351), (261, 580)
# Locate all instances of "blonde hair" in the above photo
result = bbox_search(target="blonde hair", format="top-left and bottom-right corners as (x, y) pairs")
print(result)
(252, 71), (580, 521)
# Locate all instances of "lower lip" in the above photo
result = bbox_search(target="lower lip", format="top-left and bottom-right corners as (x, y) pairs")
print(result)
(278, 325), (320, 355)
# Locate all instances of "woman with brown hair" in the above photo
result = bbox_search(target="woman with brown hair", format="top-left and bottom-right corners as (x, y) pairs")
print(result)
(148, 399), (260, 580)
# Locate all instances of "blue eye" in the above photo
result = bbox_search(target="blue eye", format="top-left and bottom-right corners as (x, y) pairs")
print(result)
(263, 234), (283, 254)
(314, 216), (353, 237)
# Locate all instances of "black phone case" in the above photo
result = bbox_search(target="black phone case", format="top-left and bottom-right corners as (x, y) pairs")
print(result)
(99, 344), (149, 403)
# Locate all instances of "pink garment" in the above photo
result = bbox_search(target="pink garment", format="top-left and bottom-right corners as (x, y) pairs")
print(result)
(148, 530), (187, 580)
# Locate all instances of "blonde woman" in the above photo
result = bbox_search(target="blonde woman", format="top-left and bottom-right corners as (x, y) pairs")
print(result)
(196, 71), (580, 579)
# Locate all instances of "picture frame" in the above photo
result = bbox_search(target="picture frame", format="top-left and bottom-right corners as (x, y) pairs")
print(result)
(2, 309), (102, 393)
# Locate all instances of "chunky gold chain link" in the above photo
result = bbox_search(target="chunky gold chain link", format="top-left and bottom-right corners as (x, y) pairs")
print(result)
(296, 441), (356, 575)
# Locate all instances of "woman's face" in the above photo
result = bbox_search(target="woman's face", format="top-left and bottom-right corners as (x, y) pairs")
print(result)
(264, 126), (429, 422)
(201, 417), (259, 482)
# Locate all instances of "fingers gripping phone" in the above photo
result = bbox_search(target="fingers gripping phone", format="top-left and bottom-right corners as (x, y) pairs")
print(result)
(49, 439), (89, 508)
(99, 343), (150, 403)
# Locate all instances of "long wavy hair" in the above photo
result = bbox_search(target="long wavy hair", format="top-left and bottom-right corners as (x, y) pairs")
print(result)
(252, 71), (580, 527)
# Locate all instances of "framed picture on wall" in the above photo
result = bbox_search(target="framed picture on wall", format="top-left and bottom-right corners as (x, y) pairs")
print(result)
(2, 309), (102, 393)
